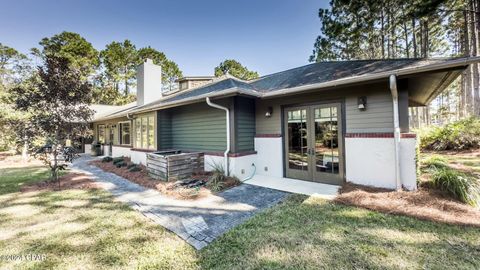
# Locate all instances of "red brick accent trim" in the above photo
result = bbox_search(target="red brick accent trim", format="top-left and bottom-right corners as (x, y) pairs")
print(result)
(205, 151), (257, 157)
(130, 148), (156, 153)
(401, 133), (417, 138)
(255, 134), (282, 138)
(345, 133), (417, 138)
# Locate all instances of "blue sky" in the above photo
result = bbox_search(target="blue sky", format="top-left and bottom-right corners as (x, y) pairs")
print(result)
(0, 0), (328, 76)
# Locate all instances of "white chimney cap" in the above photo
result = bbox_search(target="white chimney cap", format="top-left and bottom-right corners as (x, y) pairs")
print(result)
(145, 58), (153, 64)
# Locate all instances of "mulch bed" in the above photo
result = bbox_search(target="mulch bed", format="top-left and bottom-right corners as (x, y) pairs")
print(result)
(335, 183), (480, 227)
(21, 172), (101, 192)
(89, 158), (240, 200)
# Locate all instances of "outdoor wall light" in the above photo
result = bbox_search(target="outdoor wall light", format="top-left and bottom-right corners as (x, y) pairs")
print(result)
(358, 96), (367, 111)
(265, 106), (273, 117)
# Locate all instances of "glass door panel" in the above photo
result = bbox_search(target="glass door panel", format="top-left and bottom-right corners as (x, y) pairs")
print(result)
(312, 104), (342, 184)
(285, 107), (310, 180)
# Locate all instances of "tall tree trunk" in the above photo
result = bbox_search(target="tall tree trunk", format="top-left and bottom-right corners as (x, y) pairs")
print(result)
(464, 8), (473, 115)
(381, 8), (386, 59)
(472, 0), (480, 115)
(125, 66), (128, 96)
(412, 18), (418, 58)
(403, 15), (410, 58)
(460, 72), (467, 118)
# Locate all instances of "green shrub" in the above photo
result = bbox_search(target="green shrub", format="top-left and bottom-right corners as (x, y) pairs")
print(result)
(207, 162), (226, 192)
(112, 157), (124, 164)
(102, 156), (113, 163)
(115, 161), (126, 168)
(422, 155), (448, 171)
(128, 166), (141, 172)
(431, 168), (480, 206)
(419, 117), (480, 151)
(127, 163), (137, 169)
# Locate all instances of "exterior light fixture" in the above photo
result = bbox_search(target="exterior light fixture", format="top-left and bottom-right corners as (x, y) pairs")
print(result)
(265, 106), (273, 117)
(358, 96), (367, 111)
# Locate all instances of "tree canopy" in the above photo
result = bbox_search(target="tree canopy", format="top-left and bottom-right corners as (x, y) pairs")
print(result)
(32, 31), (99, 77)
(100, 40), (138, 96)
(214, 59), (259, 80)
(310, 0), (480, 123)
(12, 54), (93, 180)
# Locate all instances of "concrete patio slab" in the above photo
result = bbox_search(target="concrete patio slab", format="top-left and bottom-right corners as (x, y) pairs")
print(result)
(246, 174), (340, 199)
(72, 155), (289, 250)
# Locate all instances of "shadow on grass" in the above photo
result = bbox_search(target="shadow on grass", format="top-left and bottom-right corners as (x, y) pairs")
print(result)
(0, 188), (198, 270)
(0, 166), (51, 195)
(199, 194), (480, 269)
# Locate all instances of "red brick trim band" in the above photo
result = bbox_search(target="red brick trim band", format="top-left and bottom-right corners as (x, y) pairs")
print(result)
(205, 151), (258, 157)
(345, 133), (417, 138)
(255, 134), (282, 138)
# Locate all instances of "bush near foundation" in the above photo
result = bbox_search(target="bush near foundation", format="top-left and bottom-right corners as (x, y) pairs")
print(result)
(430, 168), (480, 207)
(419, 117), (480, 151)
(112, 156), (124, 165)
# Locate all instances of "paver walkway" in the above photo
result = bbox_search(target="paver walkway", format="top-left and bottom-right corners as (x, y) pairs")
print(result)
(72, 155), (289, 249)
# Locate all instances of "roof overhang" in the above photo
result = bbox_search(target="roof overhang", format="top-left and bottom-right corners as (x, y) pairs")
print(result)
(91, 57), (480, 122)
(260, 57), (478, 102)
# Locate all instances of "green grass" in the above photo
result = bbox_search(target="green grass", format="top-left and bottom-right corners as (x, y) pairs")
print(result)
(420, 152), (480, 206)
(0, 168), (197, 269)
(200, 195), (480, 269)
(421, 152), (480, 175)
(0, 166), (51, 195)
(1, 165), (480, 269)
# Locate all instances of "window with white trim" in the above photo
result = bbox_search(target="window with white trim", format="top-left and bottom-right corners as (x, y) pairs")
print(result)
(134, 115), (155, 149)
(119, 122), (131, 145)
(97, 124), (105, 143)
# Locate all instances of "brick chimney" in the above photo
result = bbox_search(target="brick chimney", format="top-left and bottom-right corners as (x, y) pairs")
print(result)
(136, 59), (162, 106)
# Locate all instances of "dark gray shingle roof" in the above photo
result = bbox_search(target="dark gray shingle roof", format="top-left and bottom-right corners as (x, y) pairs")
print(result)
(136, 78), (256, 110)
(249, 58), (453, 92)
(94, 57), (476, 120)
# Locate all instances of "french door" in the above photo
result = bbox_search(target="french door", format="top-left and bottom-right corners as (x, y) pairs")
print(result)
(284, 103), (344, 185)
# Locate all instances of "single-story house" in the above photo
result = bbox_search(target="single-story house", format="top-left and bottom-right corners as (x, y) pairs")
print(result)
(88, 57), (480, 190)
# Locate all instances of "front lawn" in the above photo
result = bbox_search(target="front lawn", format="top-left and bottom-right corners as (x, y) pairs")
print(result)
(200, 195), (480, 269)
(1, 160), (480, 269)
(0, 166), (50, 195)
(0, 167), (197, 269)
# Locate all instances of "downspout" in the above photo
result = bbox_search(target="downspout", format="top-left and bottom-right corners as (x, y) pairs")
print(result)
(389, 75), (402, 190)
(206, 97), (230, 176)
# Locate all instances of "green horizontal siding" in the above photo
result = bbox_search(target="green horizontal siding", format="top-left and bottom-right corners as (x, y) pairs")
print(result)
(235, 96), (255, 152)
(170, 103), (227, 152)
(157, 110), (172, 149)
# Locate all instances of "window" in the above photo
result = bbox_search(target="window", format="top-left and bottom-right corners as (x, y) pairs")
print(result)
(97, 124), (105, 143)
(134, 115), (155, 149)
(141, 117), (147, 148)
(135, 118), (141, 147)
(109, 125), (115, 143)
(148, 116), (154, 148)
(119, 122), (131, 145)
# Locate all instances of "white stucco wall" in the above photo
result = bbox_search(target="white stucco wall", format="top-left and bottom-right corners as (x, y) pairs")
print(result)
(130, 150), (147, 165)
(111, 146), (132, 158)
(84, 144), (92, 154)
(229, 155), (256, 179)
(399, 138), (417, 190)
(254, 137), (284, 178)
(345, 137), (417, 190)
(204, 154), (257, 179)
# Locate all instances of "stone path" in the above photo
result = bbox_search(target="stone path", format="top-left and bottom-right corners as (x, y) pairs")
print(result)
(72, 155), (289, 249)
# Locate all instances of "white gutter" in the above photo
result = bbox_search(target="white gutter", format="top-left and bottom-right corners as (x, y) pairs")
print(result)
(206, 97), (230, 176)
(389, 75), (402, 190)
